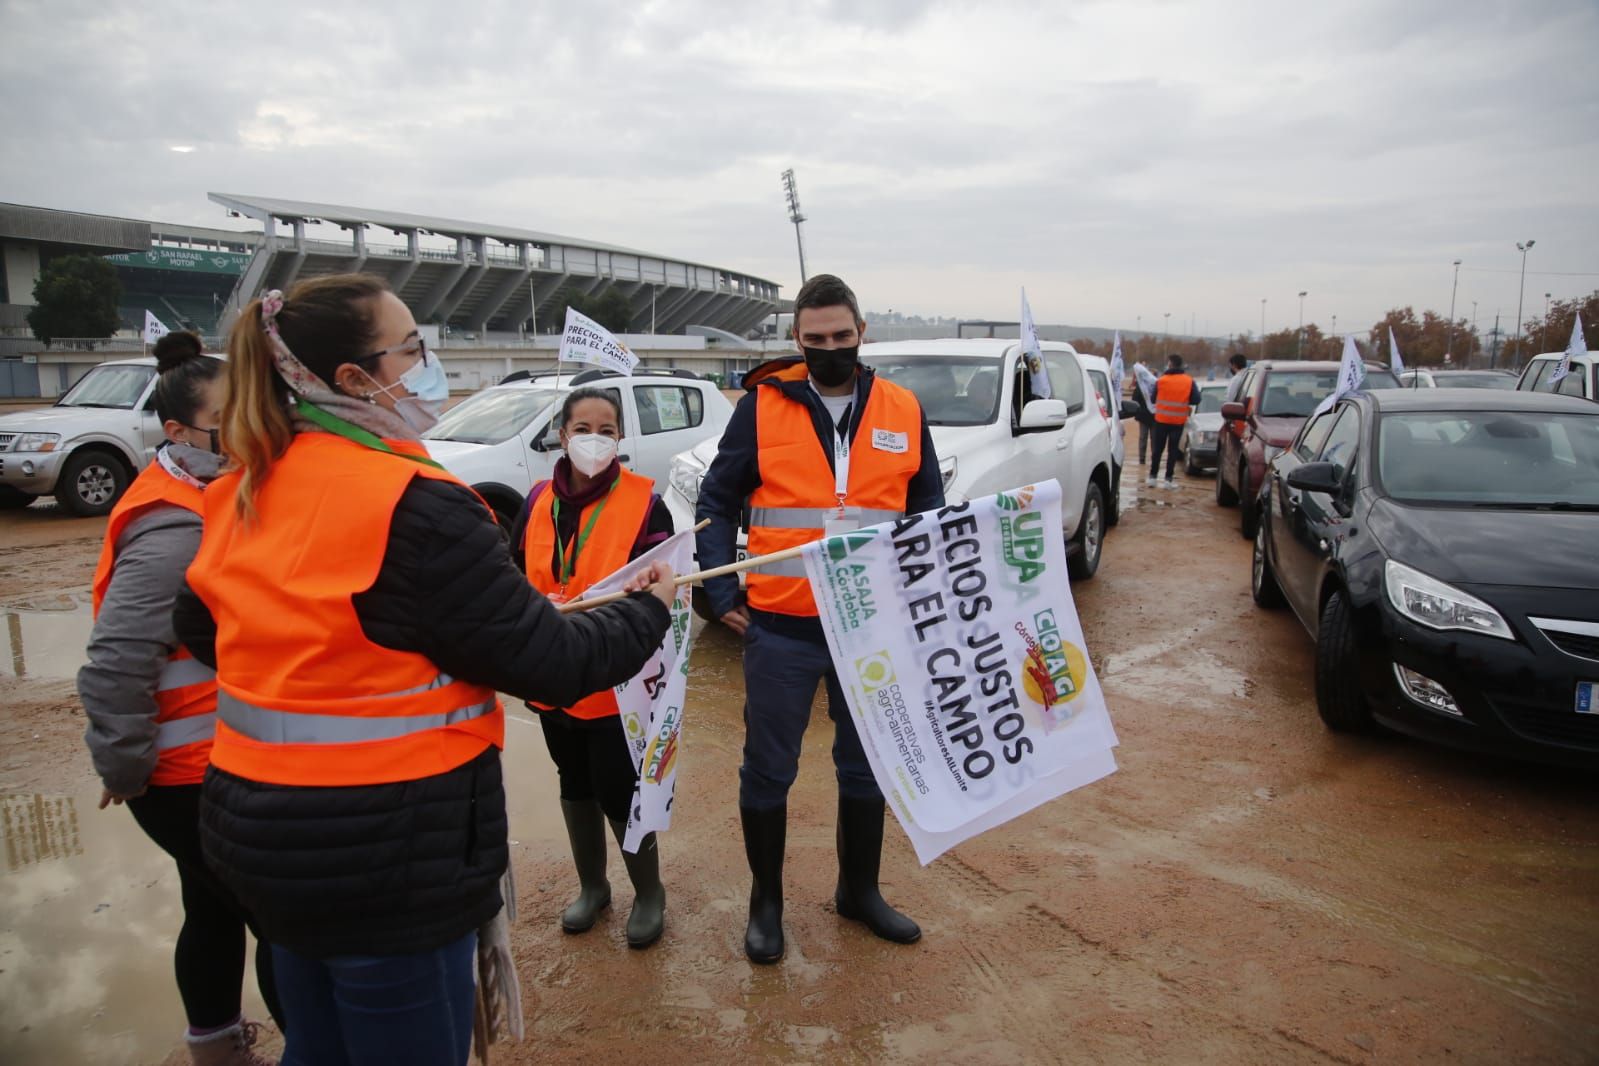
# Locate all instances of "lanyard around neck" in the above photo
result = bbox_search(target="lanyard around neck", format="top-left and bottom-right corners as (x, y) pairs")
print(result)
(551, 478), (619, 589)
(295, 400), (444, 470)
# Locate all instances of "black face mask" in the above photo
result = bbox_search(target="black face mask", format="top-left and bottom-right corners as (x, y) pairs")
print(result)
(802, 344), (860, 389)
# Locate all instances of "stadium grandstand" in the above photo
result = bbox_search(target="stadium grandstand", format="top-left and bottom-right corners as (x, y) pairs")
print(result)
(210, 193), (781, 338)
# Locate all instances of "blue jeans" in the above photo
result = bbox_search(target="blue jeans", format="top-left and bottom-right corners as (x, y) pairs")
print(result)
(739, 618), (880, 809)
(272, 931), (477, 1066)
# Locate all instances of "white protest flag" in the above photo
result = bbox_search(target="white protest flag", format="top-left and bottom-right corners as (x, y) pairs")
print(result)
(1019, 288), (1052, 399)
(576, 529), (697, 852)
(559, 306), (638, 376)
(143, 310), (170, 345)
(1312, 335), (1367, 418)
(1132, 361), (1158, 408)
(1388, 327), (1405, 376)
(1550, 313), (1586, 385)
(803, 480), (1119, 864)
(1109, 331), (1125, 398)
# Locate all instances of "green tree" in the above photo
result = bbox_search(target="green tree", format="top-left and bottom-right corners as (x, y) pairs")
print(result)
(27, 254), (123, 346)
(1516, 290), (1598, 361)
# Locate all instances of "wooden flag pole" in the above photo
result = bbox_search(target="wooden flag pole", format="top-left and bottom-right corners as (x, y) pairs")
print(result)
(557, 524), (803, 614)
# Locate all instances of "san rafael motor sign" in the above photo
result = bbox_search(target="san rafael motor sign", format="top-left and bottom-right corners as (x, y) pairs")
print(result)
(104, 248), (250, 275)
(802, 479), (1119, 864)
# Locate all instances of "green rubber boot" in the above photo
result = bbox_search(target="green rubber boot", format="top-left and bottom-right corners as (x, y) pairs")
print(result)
(559, 799), (611, 933)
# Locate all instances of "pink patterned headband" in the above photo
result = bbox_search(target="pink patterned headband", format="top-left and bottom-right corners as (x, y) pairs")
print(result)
(258, 289), (334, 400)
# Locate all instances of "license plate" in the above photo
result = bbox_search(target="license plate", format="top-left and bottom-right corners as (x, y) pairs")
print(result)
(1578, 682), (1596, 715)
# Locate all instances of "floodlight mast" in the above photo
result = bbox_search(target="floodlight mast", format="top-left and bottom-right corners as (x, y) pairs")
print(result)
(781, 168), (808, 283)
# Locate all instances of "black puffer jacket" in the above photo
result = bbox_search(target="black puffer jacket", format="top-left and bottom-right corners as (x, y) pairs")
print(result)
(175, 477), (670, 958)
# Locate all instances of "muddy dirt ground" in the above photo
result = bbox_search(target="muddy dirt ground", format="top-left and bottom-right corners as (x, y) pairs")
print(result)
(2, 427), (1596, 1064)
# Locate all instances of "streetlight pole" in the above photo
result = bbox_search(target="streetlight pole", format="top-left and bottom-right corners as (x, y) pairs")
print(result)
(781, 169), (809, 283)
(1296, 291), (1307, 359)
(1512, 239), (1535, 367)
(1259, 298), (1267, 360)
(1163, 312), (1170, 346)
(1544, 292), (1552, 349)
(1445, 258), (1461, 362)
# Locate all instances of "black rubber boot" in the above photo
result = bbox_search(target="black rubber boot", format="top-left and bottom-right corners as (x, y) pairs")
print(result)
(835, 794), (921, 944)
(559, 799), (611, 933)
(609, 819), (666, 949)
(741, 804), (787, 964)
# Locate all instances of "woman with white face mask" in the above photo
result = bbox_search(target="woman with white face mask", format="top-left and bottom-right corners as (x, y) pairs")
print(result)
(511, 387), (676, 949)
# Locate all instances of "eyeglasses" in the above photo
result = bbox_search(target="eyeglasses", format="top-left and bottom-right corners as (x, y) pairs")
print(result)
(183, 424), (221, 454)
(358, 333), (429, 367)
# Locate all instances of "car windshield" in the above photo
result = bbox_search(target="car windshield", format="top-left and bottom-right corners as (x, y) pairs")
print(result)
(423, 387), (562, 445)
(1196, 386), (1226, 414)
(56, 364), (155, 409)
(1378, 410), (1599, 507)
(1258, 369), (1399, 416)
(860, 354), (1002, 426)
(1435, 372), (1517, 390)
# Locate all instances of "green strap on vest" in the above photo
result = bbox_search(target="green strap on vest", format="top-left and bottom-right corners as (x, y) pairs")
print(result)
(296, 400), (446, 471)
(551, 477), (620, 588)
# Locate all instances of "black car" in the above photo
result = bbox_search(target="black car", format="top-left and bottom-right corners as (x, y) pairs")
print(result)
(1250, 388), (1599, 767)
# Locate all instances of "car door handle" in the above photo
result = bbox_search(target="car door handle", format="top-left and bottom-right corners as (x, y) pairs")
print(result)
(619, 454), (632, 463)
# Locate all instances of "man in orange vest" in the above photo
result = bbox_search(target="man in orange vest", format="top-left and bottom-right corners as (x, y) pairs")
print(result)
(1149, 353), (1201, 490)
(696, 274), (945, 964)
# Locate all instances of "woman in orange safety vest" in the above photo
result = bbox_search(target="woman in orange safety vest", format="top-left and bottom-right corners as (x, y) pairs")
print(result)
(171, 275), (674, 1066)
(513, 386), (676, 948)
(78, 331), (282, 1065)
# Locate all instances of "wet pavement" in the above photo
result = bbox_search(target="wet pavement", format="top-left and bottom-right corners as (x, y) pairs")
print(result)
(2, 441), (1597, 1063)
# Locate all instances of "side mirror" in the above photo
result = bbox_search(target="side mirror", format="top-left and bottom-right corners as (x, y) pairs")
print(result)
(1286, 461), (1342, 495)
(532, 425), (560, 452)
(1018, 398), (1069, 431)
(1118, 400), (1138, 420)
(1220, 401), (1247, 421)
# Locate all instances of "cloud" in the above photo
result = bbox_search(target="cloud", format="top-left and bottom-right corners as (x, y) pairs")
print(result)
(1, 0), (1595, 334)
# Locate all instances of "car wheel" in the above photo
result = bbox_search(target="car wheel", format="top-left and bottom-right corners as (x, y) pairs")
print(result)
(1314, 590), (1377, 733)
(1067, 482), (1104, 581)
(1106, 465), (1121, 528)
(56, 449), (128, 517)
(1215, 458), (1238, 506)
(1239, 491), (1259, 540)
(1251, 510), (1285, 608)
(0, 486), (37, 510)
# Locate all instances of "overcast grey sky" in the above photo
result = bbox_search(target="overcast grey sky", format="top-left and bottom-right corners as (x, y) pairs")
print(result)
(3, 0), (1595, 336)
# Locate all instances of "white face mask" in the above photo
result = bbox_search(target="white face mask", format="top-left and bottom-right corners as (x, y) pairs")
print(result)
(566, 433), (619, 476)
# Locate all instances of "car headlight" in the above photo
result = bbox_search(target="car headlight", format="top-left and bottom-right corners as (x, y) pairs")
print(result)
(1197, 431), (1217, 445)
(939, 455), (958, 494)
(668, 454), (704, 507)
(1383, 560), (1514, 641)
(14, 433), (59, 453)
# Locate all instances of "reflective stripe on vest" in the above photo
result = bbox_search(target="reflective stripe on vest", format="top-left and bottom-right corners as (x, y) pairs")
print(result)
(1154, 374), (1195, 424)
(190, 433), (505, 788)
(155, 712), (217, 751)
(746, 369), (924, 616)
(218, 691), (499, 745)
(158, 656), (216, 692)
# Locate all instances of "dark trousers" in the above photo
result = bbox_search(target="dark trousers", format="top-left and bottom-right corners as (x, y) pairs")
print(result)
(127, 784), (283, 1030)
(271, 931), (476, 1066)
(739, 618), (879, 810)
(538, 709), (637, 824)
(1150, 422), (1184, 479)
(1137, 420), (1151, 462)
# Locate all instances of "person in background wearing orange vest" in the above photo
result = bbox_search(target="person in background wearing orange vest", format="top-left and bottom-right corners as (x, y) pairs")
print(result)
(78, 331), (282, 1066)
(510, 387), (675, 949)
(171, 276), (675, 1066)
(1148, 353), (1201, 490)
(696, 274), (945, 964)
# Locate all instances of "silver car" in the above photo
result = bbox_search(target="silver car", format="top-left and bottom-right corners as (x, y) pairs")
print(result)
(1181, 381), (1229, 474)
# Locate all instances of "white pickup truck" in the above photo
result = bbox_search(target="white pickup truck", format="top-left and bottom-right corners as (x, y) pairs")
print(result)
(0, 357), (168, 516)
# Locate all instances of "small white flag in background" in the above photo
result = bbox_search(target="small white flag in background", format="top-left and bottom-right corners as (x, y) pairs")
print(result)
(1550, 313), (1586, 385)
(1019, 288), (1052, 399)
(1109, 330), (1125, 398)
(1388, 327), (1405, 376)
(1312, 335), (1368, 417)
(143, 310), (170, 345)
(558, 307), (637, 376)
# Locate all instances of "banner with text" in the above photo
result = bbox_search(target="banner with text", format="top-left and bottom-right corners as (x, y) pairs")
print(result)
(802, 480), (1119, 864)
(580, 530), (697, 852)
(559, 307), (638, 376)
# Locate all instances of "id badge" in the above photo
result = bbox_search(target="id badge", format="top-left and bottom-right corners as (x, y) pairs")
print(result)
(824, 505), (857, 538)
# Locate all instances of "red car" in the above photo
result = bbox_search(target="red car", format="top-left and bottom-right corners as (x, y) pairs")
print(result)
(1216, 360), (1399, 538)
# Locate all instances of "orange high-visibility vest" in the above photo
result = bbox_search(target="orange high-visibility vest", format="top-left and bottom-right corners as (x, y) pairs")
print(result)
(188, 433), (504, 788)
(1154, 373), (1196, 425)
(91, 460), (217, 787)
(746, 366), (923, 617)
(524, 466), (654, 719)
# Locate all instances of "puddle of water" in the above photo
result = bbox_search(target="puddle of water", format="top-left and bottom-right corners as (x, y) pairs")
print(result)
(0, 590), (94, 681)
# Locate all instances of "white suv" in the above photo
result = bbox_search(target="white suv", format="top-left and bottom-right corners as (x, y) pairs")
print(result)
(1518, 350), (1597, 401)
(0, 357), (168, 516)
(665, 340), (1121, 583)
(423, 368), (734, 529)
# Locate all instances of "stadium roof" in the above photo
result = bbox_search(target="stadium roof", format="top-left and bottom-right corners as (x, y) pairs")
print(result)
(0, 202), (149, 252)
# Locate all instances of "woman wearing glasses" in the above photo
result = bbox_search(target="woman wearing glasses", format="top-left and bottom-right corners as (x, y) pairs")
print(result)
(174, 275), (675, 1066)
